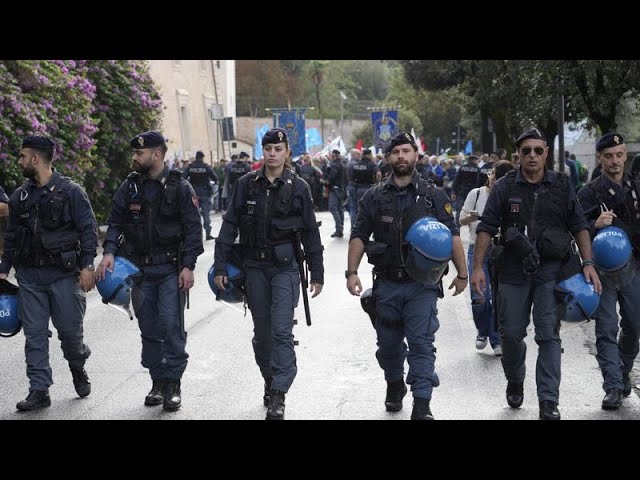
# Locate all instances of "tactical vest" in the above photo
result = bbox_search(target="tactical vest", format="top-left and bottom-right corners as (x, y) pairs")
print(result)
(238, 172), (304, 250)
(368, 178), (437, 269)
(227, 162), (250, 189)
(499, 170), (571, 255)
(586, 175), (640, 257)
(351, 160), (376, 185)
(121, 169), (183, 265)
(14, 175), (80, 268)
(455, 164), (480, 197)
(185, 161), (211, 190)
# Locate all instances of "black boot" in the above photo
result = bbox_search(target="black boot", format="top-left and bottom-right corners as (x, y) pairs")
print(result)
(506, 381), (524, 408)
(539, 400), (561, 420)
(266, 390), (286, 420)
(145, 379), (165, 406)
(16, 390), (51, 411)
(162, 379), (182, 412)
(385, 379), (407, 412)
(411, 397), (434, 420)
(263, 377), (273, 407)
(623, 373), (632, 397)
(71, 368), (91, 398)
(602, 388), (623, 410)
(330, 231), (343, 238)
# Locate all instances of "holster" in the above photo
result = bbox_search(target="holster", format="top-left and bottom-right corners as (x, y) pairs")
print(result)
(360, 287), (377, 329)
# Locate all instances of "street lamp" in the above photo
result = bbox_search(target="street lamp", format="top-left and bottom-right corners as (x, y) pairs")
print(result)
(339, 91), (347, 140)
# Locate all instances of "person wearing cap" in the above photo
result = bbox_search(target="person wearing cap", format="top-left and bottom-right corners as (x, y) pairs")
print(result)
(326, 149), (347, 237)
(97, 130), (204, 412)
(577, 132), (640, 410)
(0, 135), (98, 411)
(225, 153), (251, 202)
(346, 148), (380, 226)
(213, 127), (324, 420)
(346, 132), (468, 420)
(472, 127), (601, 420)
(182, 151), (218, 240)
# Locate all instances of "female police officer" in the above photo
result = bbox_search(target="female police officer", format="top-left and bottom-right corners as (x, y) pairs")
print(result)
(213, 128), (324, 420)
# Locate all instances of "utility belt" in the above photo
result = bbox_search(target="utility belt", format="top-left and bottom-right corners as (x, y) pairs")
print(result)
(244, 242), (296, 267)
(373, 266), (413, 283)
(17, 248), (79, 270)
(129, 251), (178, 267)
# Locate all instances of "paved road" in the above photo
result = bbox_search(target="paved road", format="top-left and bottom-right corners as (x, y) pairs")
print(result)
(0, 210), (638, 420)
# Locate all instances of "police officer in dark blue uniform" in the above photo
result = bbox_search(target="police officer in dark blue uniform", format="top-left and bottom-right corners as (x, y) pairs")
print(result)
(96, 131), (204, 412)
(326, 149), (347, 237)
(0, 136), (98, 411)
(346, 132), (468, 420)
(225, 153), (251, 202)
(213, 127), (324, 420)
(182, 150), (218, 240)
(577, 133), (640, 410)
(452, 154), (480, 227)
(347, 148), (380, 224)
(472, 128), (601, 420)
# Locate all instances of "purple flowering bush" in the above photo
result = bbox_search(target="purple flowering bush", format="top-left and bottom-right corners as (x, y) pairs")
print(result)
(0, 60), (162, 222)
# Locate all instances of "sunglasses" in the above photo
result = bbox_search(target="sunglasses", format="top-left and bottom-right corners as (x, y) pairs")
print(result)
(521, 146), (545, 156)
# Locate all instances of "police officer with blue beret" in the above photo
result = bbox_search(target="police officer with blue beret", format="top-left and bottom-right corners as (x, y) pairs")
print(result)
(472, 128), (601, 420)
(346, 132), (468, 420)
(213, 127), (324, 420)
(182, 150), (218, 240)
(0, 136), (98, 411)
(577, 133), (640, 410)
(96, 130), (204, 412)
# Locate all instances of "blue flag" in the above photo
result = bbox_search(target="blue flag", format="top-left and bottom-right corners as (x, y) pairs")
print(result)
(305, 128), (322, 148)
(275, 109), (307, 157)
(371, 109), (398, 151)
(464, 139), (473, 155)
(254, 124), (270, 159)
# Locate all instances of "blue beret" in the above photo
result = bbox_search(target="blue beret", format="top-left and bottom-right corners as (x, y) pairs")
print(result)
(130, 131), (166, 149)
(596, 133), (624, 152)
(515, 128), (545, 147)
(261, 128), (288, 146)
(195, 150), (205, 159)
(239, 151), (250, 159)
(385, 132), (417, 154)
(22, 136), (54, 150)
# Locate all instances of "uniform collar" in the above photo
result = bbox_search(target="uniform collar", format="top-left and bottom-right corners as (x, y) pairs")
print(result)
(515, 167), (554, 185)
(144, 165), (170, 184)
(600, 172), (630, 190)
(253, 165), (294, 185)
(384, 170), (421, 191)
(25, 170), (60, 192)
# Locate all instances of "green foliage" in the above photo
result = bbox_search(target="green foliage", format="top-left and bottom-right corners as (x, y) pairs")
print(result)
(0, 60), (163, 223)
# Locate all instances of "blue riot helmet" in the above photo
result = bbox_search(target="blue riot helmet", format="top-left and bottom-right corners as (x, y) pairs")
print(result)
(592, 226), (635, 287)
(404, 216), (453, 285)
(96, 256), (141, 319)
(555, 273), (600, 322)
(0, 279), (21, 338)
(208, 263), (245, 310)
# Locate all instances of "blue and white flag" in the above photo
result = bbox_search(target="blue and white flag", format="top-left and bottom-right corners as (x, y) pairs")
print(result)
(464, 139), (473, 155)
(254, 123), (271, 159)
(371, 109), (398, 151)
(275, 109), (307, 157)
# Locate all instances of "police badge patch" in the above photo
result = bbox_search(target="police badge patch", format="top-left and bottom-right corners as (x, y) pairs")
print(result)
(511, 204), (519, 213)
(444, 203), (453, 215)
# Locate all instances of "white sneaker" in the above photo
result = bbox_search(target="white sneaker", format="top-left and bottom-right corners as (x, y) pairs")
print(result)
(475, 336), (488, 350)
(493, 345), (503, 357)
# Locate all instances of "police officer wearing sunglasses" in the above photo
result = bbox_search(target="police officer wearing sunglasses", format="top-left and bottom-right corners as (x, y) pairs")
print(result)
(471, 128), (601, 420)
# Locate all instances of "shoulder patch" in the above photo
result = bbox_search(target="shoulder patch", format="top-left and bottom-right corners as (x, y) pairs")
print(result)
(444, 202), (453, 215)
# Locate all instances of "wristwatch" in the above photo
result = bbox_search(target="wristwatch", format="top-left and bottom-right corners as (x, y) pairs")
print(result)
(83, 264), (95, 272)
(345, 270), (358, 278)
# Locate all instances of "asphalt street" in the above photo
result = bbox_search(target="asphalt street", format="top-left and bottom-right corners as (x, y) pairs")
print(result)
(0, 210), (638, 420)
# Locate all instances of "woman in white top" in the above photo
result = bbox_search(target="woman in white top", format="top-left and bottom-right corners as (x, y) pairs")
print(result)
(460, 160), (515, 356)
